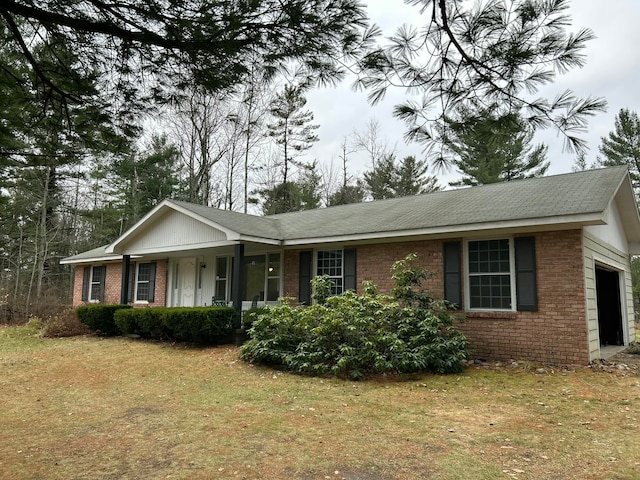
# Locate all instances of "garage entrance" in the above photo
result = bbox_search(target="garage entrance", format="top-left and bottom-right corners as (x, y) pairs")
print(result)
(595, 265), (624, 346)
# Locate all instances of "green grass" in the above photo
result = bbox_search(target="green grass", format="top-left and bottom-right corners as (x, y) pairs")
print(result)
(1, 325), (639, 480)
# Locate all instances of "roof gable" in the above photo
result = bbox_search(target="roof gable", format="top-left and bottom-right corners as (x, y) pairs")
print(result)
(114, 208), (229, 255)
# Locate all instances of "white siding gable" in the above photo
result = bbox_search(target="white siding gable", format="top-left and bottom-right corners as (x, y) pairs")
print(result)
(119, 209), (228, 254)
(584, 200), (629, 255)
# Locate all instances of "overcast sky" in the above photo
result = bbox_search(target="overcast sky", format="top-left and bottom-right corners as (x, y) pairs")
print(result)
(304, 0), (640, 186)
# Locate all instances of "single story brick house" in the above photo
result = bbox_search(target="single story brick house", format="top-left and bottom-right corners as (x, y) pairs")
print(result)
(61, 166), (640, 364)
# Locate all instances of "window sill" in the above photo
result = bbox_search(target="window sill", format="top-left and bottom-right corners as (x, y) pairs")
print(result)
(464, 310), (517, 320)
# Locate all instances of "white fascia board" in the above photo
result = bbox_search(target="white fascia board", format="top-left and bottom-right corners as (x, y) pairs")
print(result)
(238, 235), (282, 246)
(122, 240), (240, 256)
(59, 254), (123, 265)
(281, 213), (606, 246)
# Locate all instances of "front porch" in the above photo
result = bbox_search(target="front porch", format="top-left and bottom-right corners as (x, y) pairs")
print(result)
(161, 245), (283, 312)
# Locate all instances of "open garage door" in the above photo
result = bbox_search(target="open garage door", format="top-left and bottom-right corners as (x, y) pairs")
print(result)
(595, 265), (623, 346)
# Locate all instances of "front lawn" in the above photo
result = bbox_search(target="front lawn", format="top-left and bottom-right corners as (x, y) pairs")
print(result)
(1, 325), (639, 480)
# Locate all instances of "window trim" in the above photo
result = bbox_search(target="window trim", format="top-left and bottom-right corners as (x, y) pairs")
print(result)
(134, 262), (155, 303)
(88, 265), (106, 303)
(314, 248), (345, 296)
(464, 237), (517, 312)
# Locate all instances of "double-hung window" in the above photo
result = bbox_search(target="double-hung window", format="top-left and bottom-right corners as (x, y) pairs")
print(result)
(467, 239), (513, 310)
(444, 237), (537, 312)
(88, 266), (106, 302)
(135, 262), (156, 302)
(317, 250), (344, 295)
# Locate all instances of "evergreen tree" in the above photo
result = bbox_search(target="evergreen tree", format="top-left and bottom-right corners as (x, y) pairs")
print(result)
(363, 155), (439, 200)
(111, 134), (180, 230)
(598, 108), (640, 191)
(267, 84), (319, 185)
(0, 1), (369, 151)
(259, 162), (322, 215)
(356, 0), (605, 154)
(327, 182), (366, 206)
(440, 108), (549, 186)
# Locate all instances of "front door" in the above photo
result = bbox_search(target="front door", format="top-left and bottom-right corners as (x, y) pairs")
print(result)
(179, 257), (197, 307)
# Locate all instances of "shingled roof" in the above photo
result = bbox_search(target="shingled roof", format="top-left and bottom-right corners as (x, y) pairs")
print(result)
(271, 166), (632, 242)
(61, 166), (640, 263)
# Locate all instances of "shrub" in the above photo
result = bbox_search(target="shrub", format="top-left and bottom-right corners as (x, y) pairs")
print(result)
(115, 306), (237, 344)
(240, 255), (467, 379)
(242, 307), (269, 334)
(76, 304), (132, 336)
(37, 307), (91, 337)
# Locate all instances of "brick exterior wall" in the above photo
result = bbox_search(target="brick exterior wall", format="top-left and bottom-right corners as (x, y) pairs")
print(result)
(460, 230), (587, 364)
(282, 230), (589, 365)
(72, 259), (168, 308)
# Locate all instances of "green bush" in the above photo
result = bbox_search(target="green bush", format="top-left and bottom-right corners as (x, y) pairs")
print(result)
(242, 307), (270, 333)
(115, 306), (237, 344)
(239, 255), (467, 379)
(76, 304), (132, 336)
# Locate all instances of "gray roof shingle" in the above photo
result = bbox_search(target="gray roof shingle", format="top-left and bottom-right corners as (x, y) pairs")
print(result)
(62, 166), (634, 263)
(269, 166), (628, 240)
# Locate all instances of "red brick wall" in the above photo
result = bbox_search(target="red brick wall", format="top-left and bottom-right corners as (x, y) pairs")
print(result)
(460, 230), (587, 364)
(282, 230), (589, 364)
(72, 259), (168, 308)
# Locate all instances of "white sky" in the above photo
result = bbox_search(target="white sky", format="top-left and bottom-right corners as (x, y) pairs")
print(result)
(304, 0), (640, 186)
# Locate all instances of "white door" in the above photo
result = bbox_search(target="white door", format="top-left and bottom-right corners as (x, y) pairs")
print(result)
(179, 258), (197, 307)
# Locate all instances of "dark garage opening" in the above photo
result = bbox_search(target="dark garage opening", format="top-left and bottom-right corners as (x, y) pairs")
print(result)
(595, 266), (623, 346)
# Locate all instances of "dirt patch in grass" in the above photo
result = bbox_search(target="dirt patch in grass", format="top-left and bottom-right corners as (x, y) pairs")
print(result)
(1, 326), (639, 480)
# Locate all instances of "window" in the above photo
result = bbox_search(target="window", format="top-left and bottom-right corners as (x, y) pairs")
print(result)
(242, 253), (281, 302)
(215, 256), (229, 300)
(135, 262), (156, 302)
(317, 250), (344, 295)
(467, 239), (513, 310)
(267, 253), (281, 301)
(86, 266), (105, 302)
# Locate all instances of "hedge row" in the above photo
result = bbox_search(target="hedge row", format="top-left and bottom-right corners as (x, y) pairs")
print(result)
(76, 304), (132, 335)
(115, 307), (238, 344)
(76, 304), (238, 345)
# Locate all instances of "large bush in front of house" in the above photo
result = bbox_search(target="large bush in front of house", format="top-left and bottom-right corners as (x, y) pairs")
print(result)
(115, 306), (238, 344)
(76, 304), (132, 336)
(239, 254), (467, 380)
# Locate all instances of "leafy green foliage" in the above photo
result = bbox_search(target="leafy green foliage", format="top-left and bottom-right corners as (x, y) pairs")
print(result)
(242, 307), (270, 333)
(239, 255), (467, 379)
(114, 307), (238, 345)
(76, 304), (132, 336)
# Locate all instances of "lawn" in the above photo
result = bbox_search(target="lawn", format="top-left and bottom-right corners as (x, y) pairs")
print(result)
(1, 325), (639, 480)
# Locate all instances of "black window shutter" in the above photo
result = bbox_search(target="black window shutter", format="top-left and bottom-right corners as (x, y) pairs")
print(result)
(515, 236), (538, 311)
(343, 248), (357, 292)
(98, 266), (106, 303)
(148, 263), (157, 303)
(443, 242), (462, 309)
(127, 263), (135, 303)
(81, 267), (90, 301)
(298, 251), (312, 305)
